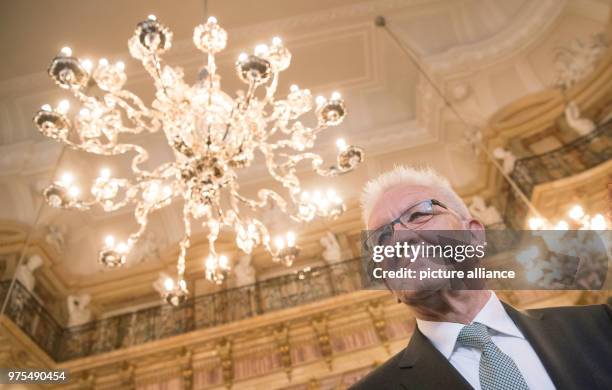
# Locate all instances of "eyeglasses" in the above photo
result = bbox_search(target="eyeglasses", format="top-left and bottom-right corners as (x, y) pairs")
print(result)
(365, 199), (452, 250)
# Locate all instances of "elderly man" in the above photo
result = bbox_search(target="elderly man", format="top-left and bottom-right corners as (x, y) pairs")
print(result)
(351, 166), (612, 390)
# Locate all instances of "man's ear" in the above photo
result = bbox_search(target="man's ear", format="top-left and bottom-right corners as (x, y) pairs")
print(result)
(465, 218), (485, 245)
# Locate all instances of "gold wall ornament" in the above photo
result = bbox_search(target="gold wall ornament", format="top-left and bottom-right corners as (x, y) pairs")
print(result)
(273, 323), (292, 381)
(35, 15), (364, 304)
(366, 300), (390, 354)
(216, 338), (233, 388)
(311, 314), (333, 370)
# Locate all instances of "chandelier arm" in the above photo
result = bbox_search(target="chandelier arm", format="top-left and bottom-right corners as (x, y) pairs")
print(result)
(177, 202), (193, 282)
(242, 84), (257, 111)
(125, 204), (153, 251)
(258, 144), (301, 189)
(230, 187), (289, 214)
(279, 152), (336, 177)
(94, 180), (140, 212)
(263, 71), (280, 104)
(146, 54), (170, 96)
(105, 91), (162, 134)
(207, 52), (217, 78)
(250, 218), (273, 254)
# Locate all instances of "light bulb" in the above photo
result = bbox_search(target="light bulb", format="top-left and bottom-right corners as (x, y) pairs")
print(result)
(60, 46), (72, 56)
(207, 16), (217, 24)
(286, 231), (296, 247)
(116, 61), (125, 71)
(147, 14), (157, 21)
(528, 217), (544, 230)
(315, 96), (326, 106)
(144, 182), (159, 202)
(590, 214), (607, 230)
(300, 191), (310, 201)
(60, 172), (74, 186)
(205, 255), (215, 269)
(336, 138), (348, 152)
(79, 108), (90, 117)
(57, 99), (70, 114)
(104, 235), (115, 247)
(254, 44), (269, 56)
(238, 52), (248, 62)
(568, 205), (584, 221)
(554, 220), (569, 230)
(272, 36), (282, 46)
(331, 91), (341, 100)
(219, 255), (229, 268)
(163, 278), (174, 291)
(116, 242), (128, 253)
(98, 58), (109, 67)
(81, 59), (93, 72)
(41, 104), (52, 111)
(274, 236), (285, 250)
(100, 168), (111, 179)
(290, 84), (299, 92)
(68, 186), (80, 198)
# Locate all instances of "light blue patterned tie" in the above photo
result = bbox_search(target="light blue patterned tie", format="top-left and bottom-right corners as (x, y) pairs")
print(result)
(457, 322), (529, 390)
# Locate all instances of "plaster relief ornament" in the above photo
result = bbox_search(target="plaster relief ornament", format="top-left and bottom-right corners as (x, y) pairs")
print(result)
(554, 33), (609, 90)
(14, 255), (43, 293)
(564, 101), (595, 136)
(35, 15), (364, 305)
(492, 147), (516, 175)
(45, 224), (66, 253)
(67, 293), (92, 327)
(468, 196), (502, 226)
(320, 231), (342, 263)
(233, 253), (256, 287)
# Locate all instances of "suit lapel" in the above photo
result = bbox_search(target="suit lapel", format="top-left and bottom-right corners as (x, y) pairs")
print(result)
(502, 302), (590, 389)
(397, 327), (473, 390)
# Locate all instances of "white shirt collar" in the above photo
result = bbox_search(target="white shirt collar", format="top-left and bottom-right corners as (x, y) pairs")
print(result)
(416, 292), (525, 359)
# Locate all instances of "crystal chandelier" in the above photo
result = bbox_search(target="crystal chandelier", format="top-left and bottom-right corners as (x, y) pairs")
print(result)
(35, 15), (364, 305)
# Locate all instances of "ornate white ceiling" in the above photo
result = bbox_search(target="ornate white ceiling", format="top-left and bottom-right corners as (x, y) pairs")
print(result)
(0, 0), (609, 304)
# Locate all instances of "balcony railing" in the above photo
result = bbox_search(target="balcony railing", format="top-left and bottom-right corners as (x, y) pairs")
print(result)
(1, 258), (363, 362)
(505, 120), (612, 228)
(510, 120), (612, 196)
(1, 279), (64, 358)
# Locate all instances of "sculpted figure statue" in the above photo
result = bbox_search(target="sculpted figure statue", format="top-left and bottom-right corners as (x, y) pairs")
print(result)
(320, 231), (342, 263)
(15, 255), (43, 292)
(67, 294), (92, 327)
(492, 147), (517, 174)
(565, 101), (595, 136)
(234, 254), (256, 287)
(468, 196), (503, 226)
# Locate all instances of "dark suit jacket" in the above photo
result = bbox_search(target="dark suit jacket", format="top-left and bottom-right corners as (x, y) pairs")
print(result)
(350, 303), (612, 390)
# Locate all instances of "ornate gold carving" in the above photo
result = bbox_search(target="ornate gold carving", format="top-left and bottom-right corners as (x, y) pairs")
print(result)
(179, 348), (193, 390)
(311, 314), (333, 370)
(118, 361), (135, 389)
(216, 338), (233, 389)
(367, 300), (390, 354)
(78, 370), (95, 390)
(273, 323), (292, 381)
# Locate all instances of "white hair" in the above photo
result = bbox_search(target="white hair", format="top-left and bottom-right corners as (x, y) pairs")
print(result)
(360, 165), (470, 227)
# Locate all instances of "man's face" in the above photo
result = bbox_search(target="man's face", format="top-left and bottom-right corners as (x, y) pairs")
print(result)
(367, 184), (483, 305)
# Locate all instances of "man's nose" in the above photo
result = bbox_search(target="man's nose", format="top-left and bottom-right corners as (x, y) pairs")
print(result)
(392, 224), (422, 246)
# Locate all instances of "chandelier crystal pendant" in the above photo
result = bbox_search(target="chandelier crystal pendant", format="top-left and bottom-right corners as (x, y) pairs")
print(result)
(35, 15), (364, 304)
